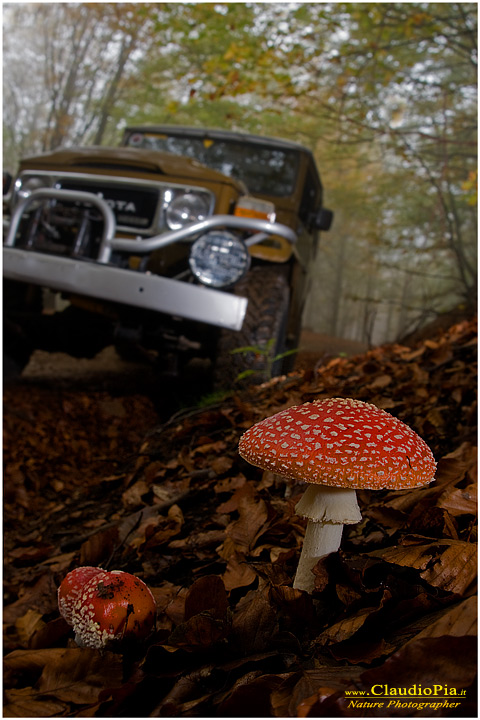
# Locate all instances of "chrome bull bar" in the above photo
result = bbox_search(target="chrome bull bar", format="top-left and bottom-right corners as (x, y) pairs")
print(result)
(4, 188), (297, 263)
(3, 188), (298, 332)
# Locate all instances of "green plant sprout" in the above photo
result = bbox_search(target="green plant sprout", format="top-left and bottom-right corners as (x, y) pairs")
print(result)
(231, 338), (298, 383)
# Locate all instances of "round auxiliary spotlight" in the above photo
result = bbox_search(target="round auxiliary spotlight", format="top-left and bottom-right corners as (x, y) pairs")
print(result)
(189, 231), (250, 288)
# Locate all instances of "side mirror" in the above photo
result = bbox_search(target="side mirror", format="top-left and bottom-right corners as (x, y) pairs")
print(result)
(314, 207), (334, 231)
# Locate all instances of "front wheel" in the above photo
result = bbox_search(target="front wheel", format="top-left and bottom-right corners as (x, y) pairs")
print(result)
(3, 281), (42, 381)
(3, 318), (34, 381)
(213, 266), (291, 388)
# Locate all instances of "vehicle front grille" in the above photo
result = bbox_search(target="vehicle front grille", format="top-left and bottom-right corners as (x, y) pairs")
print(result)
(11, 170), (213, 264)
(58, 180), (160, 232)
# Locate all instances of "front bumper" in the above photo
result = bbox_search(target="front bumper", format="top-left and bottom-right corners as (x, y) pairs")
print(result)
(3, 248), (248, 331)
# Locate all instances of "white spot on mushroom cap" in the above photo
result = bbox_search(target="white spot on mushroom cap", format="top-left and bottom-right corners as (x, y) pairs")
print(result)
(238, 397), (436, 490)
(68, 570), (114, 648)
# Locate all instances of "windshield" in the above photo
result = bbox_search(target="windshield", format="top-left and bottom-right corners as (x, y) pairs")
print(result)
(124, 131), (300, 197)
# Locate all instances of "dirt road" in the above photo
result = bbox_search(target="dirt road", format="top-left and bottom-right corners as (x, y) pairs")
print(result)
(19, 331), (368, 391)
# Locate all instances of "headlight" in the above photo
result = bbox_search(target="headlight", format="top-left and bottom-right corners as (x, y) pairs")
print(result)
(13, 175), (50, 205)
(189, 231), (251, 288)
(165, 191), (211, 230)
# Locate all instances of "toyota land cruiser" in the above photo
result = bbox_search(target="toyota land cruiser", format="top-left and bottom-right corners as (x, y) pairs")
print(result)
(3, 125), (333, 384)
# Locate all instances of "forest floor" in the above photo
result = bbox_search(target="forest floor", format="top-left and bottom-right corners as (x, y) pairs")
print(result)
(3, 320), (477, 717)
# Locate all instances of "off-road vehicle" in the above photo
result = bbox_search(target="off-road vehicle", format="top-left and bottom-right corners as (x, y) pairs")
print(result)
(3, 126), (333, 384)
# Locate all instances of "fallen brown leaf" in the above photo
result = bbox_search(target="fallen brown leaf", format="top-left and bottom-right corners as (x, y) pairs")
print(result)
(373, 538), (477, 594)
(3, 316), (476, 716)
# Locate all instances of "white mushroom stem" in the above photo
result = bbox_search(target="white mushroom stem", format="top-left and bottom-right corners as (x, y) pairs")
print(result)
(293, 484), (362, 593)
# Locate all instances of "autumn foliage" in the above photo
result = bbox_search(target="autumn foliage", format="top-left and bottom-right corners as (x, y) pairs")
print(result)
(3, 318), (477, 717)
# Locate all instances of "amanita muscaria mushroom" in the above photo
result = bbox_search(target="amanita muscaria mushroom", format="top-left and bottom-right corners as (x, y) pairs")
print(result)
(58, 567), (156, 649)
(238, 397), (436, 593)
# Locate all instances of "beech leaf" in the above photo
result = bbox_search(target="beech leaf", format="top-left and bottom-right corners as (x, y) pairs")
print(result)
(3, 316), (476, 716)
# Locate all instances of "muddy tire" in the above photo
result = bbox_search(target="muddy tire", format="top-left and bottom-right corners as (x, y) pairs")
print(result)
(213, 266), (291, 388)
(3, 320), (34, 381)
(3, 281), (42, 380)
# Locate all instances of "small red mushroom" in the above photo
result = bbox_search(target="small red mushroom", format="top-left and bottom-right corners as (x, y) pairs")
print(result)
(239, 397), (436, 593)
(58, 566), (104, 626)
(58, 567), (156, 649)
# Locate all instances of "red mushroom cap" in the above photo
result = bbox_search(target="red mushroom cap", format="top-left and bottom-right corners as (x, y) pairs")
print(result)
(58, 566), (105, 625)
(238, 397), (436, 490)
(60, 569), (156, 649)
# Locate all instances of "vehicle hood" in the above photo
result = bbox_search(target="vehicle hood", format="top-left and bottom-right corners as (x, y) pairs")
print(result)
(18, 146), (245, 190)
